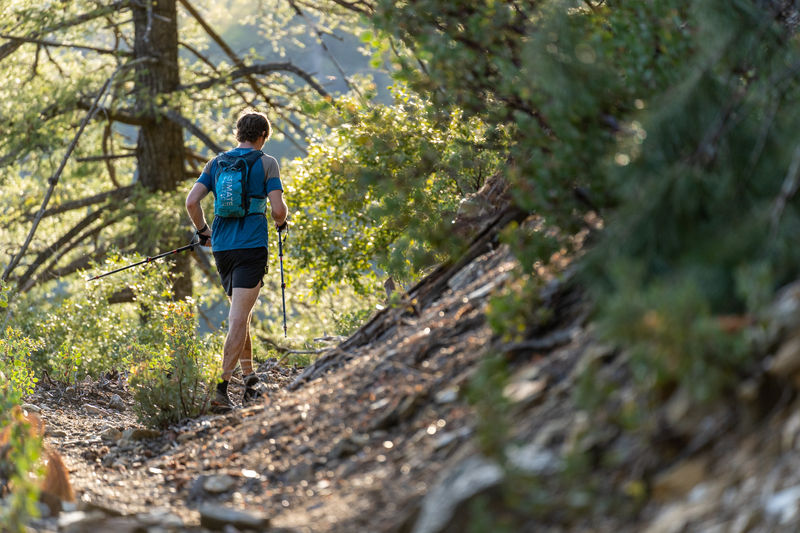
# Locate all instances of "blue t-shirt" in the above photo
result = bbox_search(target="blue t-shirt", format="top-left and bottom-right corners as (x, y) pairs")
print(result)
(197, 148), (283, 252)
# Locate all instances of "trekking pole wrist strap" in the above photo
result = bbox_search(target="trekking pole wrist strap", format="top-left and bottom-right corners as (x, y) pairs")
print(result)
(196, 223), (209, 234)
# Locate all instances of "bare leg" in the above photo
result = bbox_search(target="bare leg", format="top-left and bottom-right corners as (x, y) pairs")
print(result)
(240, 321), (255, 375)
(221, 285), (261, 380)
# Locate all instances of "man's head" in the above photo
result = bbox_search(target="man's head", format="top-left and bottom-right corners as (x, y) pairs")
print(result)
(235, 109), (271, 143)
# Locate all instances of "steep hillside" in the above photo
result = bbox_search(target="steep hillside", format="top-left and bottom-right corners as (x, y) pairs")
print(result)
(21, 189), (800, 532)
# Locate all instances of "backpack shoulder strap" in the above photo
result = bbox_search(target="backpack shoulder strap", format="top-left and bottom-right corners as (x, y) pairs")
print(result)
(242, 149), (264, 164)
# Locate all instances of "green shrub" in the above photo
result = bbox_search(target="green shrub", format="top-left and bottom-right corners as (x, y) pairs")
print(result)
(0, 324), (42, 532)
(332, 305), (374, 336)
(0, 328), (39, 397)
(596, 268), (750, 404)
(127, 300), (218, 428)
(0, 397), (42, 533)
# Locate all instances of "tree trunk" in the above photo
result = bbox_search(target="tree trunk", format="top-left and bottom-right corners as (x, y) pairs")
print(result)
(132, 0), (192, 300)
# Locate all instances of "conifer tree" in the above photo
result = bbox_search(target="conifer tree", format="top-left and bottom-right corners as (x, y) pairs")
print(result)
(0, 0), (357, 300)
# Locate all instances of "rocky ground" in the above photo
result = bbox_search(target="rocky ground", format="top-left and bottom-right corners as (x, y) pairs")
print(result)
(15, 200), (800, 532)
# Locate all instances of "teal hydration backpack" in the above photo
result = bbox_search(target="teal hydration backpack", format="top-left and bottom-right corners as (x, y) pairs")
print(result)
(213, 150), (267, 218)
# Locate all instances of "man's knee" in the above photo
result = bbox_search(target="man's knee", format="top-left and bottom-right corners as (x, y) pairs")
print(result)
(227, 314), (249, 331)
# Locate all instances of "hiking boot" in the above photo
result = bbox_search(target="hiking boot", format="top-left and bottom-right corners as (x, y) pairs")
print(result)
(242, 374), (263, 406)
(210, 388), (234, 413)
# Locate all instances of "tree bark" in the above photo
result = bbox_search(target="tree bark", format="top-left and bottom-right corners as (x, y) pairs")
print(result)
(132, 0), (192, 300)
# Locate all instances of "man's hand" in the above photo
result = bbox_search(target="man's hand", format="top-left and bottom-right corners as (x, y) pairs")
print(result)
(196, 224), (212, 247)
(276, 221), (288, 232)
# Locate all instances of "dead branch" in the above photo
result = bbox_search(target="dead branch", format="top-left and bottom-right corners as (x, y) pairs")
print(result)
(292, 0), (374, 17)
(179, 40), (307, 154)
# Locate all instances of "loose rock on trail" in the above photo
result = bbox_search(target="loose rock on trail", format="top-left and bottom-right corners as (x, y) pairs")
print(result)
(19, 189), (800, 532)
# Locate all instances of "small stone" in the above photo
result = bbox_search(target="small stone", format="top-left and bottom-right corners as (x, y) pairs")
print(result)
(503, 378), (547, 404)
(85, 404), (108, 416)
(49, 429), (67, 438)
(765, 485), (800, 524)
(730, 507), (762, 533)
(766, 335), (800, 384)
(136, 508), (184, 527)
(203, 474), (237, 494)
(506, 443), (561, 475)
(21, 403), (41, 413)
(108, 394), (125, 410)
(198, 503), (270, 530)
(100, 428), (123, 442)
(57, 510), (106, 529)
(644, 499), (718, 533)
(122, 428), (161, 441)
(434, 387), (459, 404)
(413, 455), (503, 533)
(434, 427), (472, 451)
(177, 432), (194, 444)
(652, 457), (709, 501)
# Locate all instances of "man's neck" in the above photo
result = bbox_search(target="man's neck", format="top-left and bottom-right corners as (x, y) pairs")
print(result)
(237, 141), (261, 150)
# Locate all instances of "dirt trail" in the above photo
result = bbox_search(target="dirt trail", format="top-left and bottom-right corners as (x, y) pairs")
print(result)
(26, 237), (525, 532)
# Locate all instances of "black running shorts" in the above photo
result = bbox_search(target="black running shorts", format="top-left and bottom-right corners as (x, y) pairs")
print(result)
(213, 247), (268, 297)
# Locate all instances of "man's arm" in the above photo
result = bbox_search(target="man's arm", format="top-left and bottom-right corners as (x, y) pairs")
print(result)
(185, 182), (212, 245)
(268, 189), (288, 228)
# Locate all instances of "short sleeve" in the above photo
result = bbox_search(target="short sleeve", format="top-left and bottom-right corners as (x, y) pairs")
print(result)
(262, 155), (282, 193)
(197, 159), (215, 190)
(267, 177), (283, 193)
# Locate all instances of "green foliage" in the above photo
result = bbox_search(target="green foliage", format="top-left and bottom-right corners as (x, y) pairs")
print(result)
(367, 0), (800, 526)
(466, 354), (511, 460)
(597, 268), (750, 403)
(372, 0), (796, 397)
(9, 253), (224, 408)
(332, 305), (374, 336)
(0, 400), (42, 533)
(14, 255), (168, 380)
(288, 88), (506, 295)
(0, 330), (42, 531)
(0, 281), (9, 308)
(0, 329), (40, 397)
(128, 300), (218, 428)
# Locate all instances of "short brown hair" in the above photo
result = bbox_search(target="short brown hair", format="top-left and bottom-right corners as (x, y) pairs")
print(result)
(235, 109), (271, 143)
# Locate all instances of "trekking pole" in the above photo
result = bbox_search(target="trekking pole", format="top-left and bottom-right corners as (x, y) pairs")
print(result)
(87, 234), (203, 281)
(278, 225), (288, 337)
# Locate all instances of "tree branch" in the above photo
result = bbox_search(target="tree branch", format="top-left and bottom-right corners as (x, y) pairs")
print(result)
(0, 1), (131, 62)
(160, 109), (224, 153)
(179, 62), (330, 99)
(178, 0), (324, 154)
(20, 211), (134, 292)
(2, 59), (145, 285)
(75, 153), (136, 163)
(75, 101), (149, 126)
(287, 0), (364, 101)
(15, 209), (105, 288)
(19, 185), (136, 221)
(0, 34), (132, 56)
(293, 0), (374, 17)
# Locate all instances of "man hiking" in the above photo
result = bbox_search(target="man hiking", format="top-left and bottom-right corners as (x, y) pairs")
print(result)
(185, 109), (288, 412)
